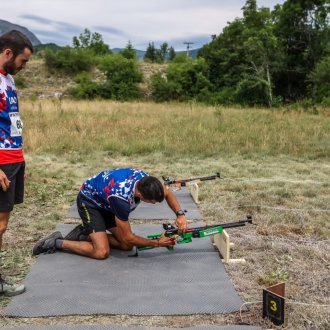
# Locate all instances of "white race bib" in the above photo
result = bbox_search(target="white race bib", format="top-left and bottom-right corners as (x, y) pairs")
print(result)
(9, 112), (23, 137)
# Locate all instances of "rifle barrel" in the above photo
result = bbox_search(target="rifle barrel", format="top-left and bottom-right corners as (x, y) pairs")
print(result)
(164, 215), (253, 235)
(164, 172), (220, 185)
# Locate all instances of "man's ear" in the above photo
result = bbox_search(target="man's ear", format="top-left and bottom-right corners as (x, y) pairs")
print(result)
(4, 48), (13, 60)
(135, 188), (141, 198)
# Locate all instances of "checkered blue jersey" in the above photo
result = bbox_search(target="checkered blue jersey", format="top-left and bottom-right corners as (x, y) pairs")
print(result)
(80, 168), (148, 216)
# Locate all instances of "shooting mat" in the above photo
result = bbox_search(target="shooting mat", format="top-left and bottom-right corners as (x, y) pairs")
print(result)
(4, 224), (245, 318)
(1, 325), (262, 330)
(67, 188), (202, 220)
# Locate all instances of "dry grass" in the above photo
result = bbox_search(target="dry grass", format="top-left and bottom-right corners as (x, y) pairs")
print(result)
(0, 100), (329, 329)
(20, 99), (330, 159)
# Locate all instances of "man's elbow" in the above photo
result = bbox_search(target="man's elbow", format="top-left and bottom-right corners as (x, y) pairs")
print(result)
(121, 236), (135, 251)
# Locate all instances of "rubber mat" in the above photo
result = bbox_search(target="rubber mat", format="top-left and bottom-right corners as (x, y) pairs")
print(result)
(67, 188), (202, 220)
(1, 325), (262, 330)
(4, 224), (245, 317)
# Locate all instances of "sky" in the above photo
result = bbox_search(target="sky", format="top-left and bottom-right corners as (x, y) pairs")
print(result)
(2, 0), (285, 51)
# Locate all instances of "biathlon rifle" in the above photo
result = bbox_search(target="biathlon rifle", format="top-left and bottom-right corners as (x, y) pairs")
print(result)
(137, 214), (253, 252)
(162, 172), (220, 189)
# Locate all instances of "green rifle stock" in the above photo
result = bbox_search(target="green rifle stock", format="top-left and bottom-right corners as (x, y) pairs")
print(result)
(138, 214), (252, 251)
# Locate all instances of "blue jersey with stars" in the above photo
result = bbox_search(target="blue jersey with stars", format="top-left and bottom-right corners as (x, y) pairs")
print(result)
(0, 72), (23, 149)
(80, 168), (148, 218)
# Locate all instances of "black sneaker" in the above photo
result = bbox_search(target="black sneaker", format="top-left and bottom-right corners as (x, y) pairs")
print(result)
(0, 275), (25, 297)
(64, 224), (88, 241)
(32, 231), (63, 255)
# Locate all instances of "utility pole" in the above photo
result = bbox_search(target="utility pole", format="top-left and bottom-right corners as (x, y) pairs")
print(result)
(183, 41), (194, 57)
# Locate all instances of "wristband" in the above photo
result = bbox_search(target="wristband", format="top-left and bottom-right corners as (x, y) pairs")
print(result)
(175, 209), (185, 216)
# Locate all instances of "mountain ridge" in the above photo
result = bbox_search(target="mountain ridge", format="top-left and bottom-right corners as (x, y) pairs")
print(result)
(0, 19), (42, 46)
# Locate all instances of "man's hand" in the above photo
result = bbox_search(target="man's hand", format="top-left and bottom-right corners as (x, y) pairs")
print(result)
(175, 215), (188, 232)
(157, 232), (176, 247)
(0, 169), (10, 191)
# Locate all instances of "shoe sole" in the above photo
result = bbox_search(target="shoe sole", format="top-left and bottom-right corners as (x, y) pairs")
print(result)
(1, 285), (26, 297)
(64, 224), (87, 241)
(32, 231), (63, 255)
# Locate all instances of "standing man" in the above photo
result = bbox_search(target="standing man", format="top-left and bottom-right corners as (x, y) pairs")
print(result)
(33, 168), (189, 259)
(0, 30), (33, 296)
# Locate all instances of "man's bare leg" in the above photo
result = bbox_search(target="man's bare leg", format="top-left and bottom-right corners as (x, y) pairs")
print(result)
(0, 212), (10, 250)
(61, 231), (110, 260)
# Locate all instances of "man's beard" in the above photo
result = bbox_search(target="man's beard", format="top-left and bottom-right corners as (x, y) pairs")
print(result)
(3, 58), (19, 75)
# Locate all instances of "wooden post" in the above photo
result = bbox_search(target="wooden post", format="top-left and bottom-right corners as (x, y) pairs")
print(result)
(190, 182), (199, 204)
(213, 230), (246, 264)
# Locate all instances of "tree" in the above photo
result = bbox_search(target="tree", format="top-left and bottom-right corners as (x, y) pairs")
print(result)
(120, 41), (136, 60)
(72, 28), (110, 55)
(144, 42), (158, 62)
(309, 54), (330, 102)
(158, 42), (169, 62)
(273, 0), (330, 100)
(97, 54), (143, 100)
(168, 46), (176, 61)
(240, 3), (284, 106)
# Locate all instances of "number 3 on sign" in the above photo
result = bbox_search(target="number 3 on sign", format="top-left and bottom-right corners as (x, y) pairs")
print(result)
(270, 299), (277, 312)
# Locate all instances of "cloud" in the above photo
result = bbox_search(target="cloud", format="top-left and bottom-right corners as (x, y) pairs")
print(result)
(4, 0), (286, 49)
(92, 26), (126, 36)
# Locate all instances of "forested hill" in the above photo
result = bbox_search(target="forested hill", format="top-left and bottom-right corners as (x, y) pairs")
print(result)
(0, 19), (41, 45)
(7, 0), (330, 107)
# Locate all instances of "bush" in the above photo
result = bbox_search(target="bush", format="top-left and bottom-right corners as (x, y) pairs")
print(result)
(234, 75), (269, 106)
(44, 47), (94, 75)
(150, 73), (181, 102)
(321, 96), (330, 107)
(309, 55), (330, 103)
(14, 76), (27, 89)
(97, 54), (143, 101)
(68, 72), (99, 99)
(150, 57), (212, 102)
(205, 87), (236, 105)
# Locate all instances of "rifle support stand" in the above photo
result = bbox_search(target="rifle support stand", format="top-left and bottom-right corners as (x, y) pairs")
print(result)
(190, 182), (199, 204)
(212, 230), (246, 264)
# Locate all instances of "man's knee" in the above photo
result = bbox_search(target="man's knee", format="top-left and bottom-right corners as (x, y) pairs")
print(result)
(0, 224), (7, 236)
(0, 213), (9, 236)
(93, 248), (110, 260)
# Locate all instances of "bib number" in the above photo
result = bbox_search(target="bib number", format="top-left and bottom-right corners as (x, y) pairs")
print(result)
(9, 112), (23, 137)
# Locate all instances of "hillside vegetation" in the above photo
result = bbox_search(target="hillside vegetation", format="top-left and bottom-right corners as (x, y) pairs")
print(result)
(15, 0), (330, 107)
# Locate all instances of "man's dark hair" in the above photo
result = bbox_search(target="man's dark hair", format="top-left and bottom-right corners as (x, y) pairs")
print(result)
(137, 176), (164, 202)
(0, 30), (34, 57)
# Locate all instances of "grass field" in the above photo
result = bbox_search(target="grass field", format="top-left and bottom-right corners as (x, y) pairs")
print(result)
(0, 100), (329, 329)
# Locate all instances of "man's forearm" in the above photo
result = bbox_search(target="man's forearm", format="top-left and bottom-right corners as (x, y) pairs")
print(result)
(124, 233), (159, 247)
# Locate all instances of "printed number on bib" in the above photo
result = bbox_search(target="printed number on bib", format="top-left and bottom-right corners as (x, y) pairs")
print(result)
(9, 112), (23, 137)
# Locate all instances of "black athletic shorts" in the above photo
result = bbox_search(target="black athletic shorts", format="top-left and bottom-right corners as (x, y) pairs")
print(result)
(0, 162), (25, 212)
(76, 192), (117, 235)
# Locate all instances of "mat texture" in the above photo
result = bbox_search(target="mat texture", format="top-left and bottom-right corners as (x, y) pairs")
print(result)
(67, 188), (202, 220)
(1, 325), (262, 330)
(4, 224), (244, 317)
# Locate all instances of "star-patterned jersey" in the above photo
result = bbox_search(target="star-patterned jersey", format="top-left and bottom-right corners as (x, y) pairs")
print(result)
(80, 168), (148, 220)
(0, 70), (24, 164)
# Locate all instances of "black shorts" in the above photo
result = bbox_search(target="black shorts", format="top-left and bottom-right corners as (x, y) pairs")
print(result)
(0, 162), (25, 212)
(77, 193), (117, 235)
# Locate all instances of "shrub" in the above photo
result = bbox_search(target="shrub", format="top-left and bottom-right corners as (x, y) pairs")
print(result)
(44, 47), (94, 75)
(68, 72), (99, 99)
(97, 54), (143, 101)
(150, 57), (212, 102)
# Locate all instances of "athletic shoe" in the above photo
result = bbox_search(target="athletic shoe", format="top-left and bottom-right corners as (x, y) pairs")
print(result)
(64, 224), (88, 241)
(0, 275), (25, 297)
(32, 231), (63, 255)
